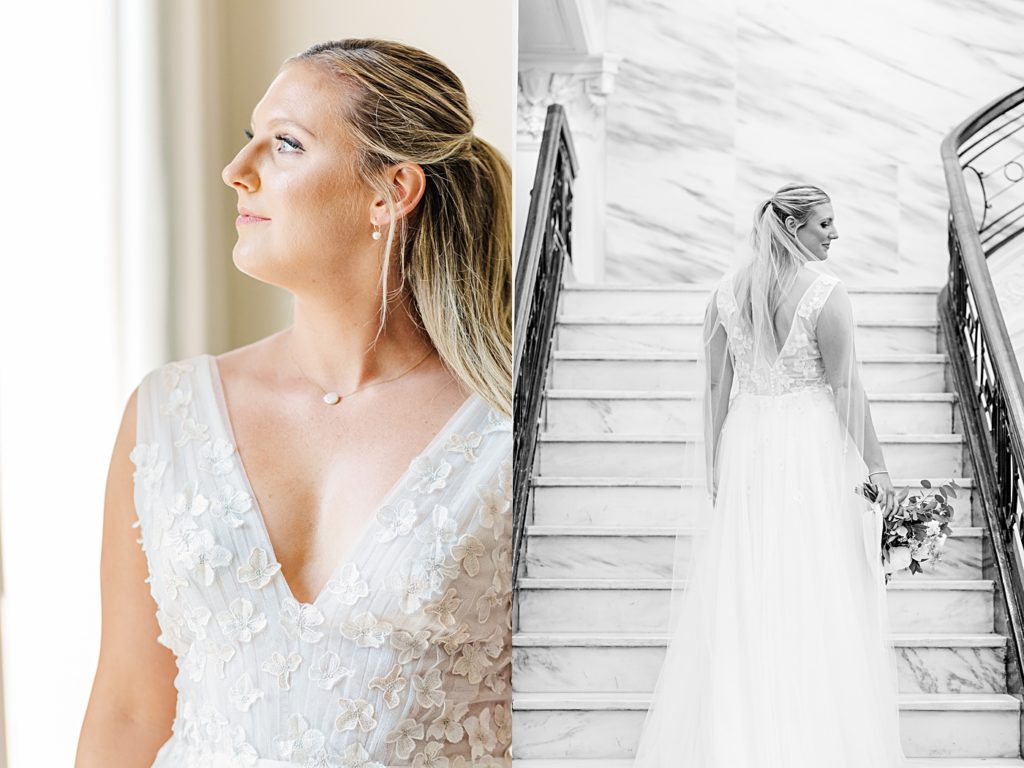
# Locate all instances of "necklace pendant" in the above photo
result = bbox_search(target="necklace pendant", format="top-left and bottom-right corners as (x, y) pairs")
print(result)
(323, 392), (341, 405)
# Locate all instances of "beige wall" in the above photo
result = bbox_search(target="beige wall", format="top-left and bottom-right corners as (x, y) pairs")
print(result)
(190, 0), (517, 353)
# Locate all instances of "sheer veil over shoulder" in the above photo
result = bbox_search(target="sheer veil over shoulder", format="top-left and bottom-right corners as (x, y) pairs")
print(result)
(633, 185), (907, 767)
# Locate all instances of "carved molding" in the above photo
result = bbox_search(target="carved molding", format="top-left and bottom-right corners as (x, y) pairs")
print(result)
(517, 54), (621, 142)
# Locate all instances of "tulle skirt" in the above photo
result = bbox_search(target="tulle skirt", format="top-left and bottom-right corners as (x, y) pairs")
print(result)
(633, 388), (906, 767)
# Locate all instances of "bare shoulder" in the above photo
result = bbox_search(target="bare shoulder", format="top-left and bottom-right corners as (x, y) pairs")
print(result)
(106, 385), (140, 515)
(117, 384), (140, 448)
(212, 330), (290, 388)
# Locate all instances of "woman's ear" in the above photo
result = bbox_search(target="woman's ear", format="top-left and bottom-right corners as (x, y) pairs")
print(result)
(784, 215), (799, 235)
(370, 162), (426, 226)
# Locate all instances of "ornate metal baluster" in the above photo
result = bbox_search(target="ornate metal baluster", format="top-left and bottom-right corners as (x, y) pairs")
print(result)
(940, 85), (1024, 689)
(512, 105), (578, 593)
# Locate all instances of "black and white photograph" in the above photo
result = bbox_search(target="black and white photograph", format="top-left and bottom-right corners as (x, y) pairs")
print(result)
(512, 0), (1024, 765)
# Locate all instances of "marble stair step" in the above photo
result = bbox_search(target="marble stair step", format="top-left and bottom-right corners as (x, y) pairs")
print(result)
(511, 631), (1007, 695)
(523, 525), (982, 581)
(530, 477), (975, 527)
(516, 578), (994, 634)
(551, 351), (950, 393)
(511, 691), (1022, 759)
(555, 316), (939, 354)
(537, 432), (963, 479)
(552, 352), (950, 393)
(545, 390), (957, 435)
(560, 283), (941, 321)
(516, 761), (1024, 767)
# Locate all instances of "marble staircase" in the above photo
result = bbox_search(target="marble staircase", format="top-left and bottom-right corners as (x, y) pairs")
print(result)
(512, 283), (1024, 765)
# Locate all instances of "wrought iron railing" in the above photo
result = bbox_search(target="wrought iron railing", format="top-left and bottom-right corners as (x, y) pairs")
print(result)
(512, 105), (578, 591)
(939, 85), (1024, 684)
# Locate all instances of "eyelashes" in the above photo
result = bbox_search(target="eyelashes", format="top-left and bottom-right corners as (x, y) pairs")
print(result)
(243, 129), (303, 153)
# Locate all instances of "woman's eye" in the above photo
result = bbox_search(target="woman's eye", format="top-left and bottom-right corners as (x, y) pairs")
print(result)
(275, 135), (303, 153)
(241, 129), (302, 153)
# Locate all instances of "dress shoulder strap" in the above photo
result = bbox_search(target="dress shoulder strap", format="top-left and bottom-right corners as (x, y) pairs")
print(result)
(713, 272), (738, 324)
(800, 273), (841, 328)
(130, 356), (206, 546)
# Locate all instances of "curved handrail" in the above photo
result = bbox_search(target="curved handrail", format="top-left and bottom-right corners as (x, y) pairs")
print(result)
(939, 83), (1024, 691)
(512, 105), (578, 593)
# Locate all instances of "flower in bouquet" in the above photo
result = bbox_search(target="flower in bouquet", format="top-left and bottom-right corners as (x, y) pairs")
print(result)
(855, 478), (957, 582)
(885, 546), (912, 573)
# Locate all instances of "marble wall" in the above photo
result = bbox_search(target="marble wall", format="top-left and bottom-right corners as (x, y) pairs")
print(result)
(603, 0), (1024, 285)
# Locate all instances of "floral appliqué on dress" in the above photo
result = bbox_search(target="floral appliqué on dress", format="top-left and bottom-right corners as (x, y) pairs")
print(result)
(130, 354), (512, 767)
(714, 272), (840, 398)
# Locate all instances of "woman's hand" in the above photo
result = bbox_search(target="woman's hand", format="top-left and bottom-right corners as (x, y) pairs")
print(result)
(870, 471), (896, 516)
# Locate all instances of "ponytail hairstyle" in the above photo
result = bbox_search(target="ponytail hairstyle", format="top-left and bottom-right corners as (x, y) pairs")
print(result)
(287, 39), (512, 417)
(735, 182), (831, 367)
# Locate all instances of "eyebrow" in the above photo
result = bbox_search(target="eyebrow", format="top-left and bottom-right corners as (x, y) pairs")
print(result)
(249, 115), (317, 139)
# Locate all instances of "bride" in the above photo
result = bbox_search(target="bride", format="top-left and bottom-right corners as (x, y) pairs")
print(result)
(76, 39), (512, 767)
(632, 183), (907, 766)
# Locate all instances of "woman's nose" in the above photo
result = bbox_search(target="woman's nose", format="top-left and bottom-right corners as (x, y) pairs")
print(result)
(222, 151), (258, 191)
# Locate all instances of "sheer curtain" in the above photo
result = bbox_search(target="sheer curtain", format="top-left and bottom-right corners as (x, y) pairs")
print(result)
(1, 2), (120, 765)
(0, 0), (183, 763)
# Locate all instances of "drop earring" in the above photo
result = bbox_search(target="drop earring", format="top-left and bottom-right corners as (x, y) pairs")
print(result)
(371, 223), (382, 241)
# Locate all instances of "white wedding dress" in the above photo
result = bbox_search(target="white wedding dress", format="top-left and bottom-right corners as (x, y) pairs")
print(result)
(632, 271), (907, 767)
(130, 354), (512, 767)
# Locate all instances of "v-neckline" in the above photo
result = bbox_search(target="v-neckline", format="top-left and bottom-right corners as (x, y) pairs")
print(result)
(203, 352), (480, 609)
(767, 272), (825, 367)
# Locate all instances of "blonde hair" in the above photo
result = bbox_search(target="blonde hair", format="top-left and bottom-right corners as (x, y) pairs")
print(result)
(286, 39), (512, 417)
(736, 182), (831, 367)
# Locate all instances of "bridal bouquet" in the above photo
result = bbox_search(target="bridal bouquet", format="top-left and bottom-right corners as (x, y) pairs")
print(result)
(855, 478), (957, 581)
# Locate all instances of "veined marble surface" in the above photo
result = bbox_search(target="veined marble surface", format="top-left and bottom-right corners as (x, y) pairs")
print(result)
(550, 355), (951, 393)
(544, 394), (954, 434)
(555, 318), (938, 354)
(517, 582), (994, 634)
(529, 480), (975, 527)
(524, 527), (980, 580)
(511, 703), (1022, 758)
(602, 0), (1024, 285)
(512, 640), (1005, 694)
(536, 434), (962, 478)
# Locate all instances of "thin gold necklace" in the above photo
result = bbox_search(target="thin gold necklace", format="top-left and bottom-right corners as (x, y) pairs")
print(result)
(288, 343), (435, 406)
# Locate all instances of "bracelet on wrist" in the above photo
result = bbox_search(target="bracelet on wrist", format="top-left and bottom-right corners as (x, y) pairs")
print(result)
(868, 470), (889, 477)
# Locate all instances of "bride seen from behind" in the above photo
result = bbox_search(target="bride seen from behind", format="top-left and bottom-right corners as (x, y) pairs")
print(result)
(77, 39), (512, 767)
(633, 183), (908, 766)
